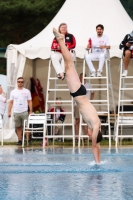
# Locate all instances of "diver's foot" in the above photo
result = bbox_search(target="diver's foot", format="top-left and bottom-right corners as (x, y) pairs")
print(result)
(53, 28), (64, 41)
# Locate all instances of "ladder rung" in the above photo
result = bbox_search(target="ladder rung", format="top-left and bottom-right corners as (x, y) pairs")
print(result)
(86, 84), (108, 87)
(91, 84), (112, 87)
(98, 112), (108, 114)
(48, 89), (69, 91)
(103, 135), (110, 137)
(55, 84), (67, 86)
(117, 123), (133, 126)
(47, 100), (72, 103)
(117, 135), (133, 138)
(31, 137), (44, 139)
(84, 76), (107, 79)
(121, 88), (133, 91)
(46, 124), (74, 126)
(119, 111), (133, 114)
(120, 100), (133, 102)
(79, 135), (89, 138)
(122, 83), (133, 86)
(93, 104), (109, 106)
(89, 88), (107, 91)
(48, 104), (73, 107)
(79, 135), (111, 138)
(46, 112), (73, 114)
(121, 76), (133, 79)
(45, 135), (74, 138)
(101, 123), (109, 126)
(49, 77), (59, 80)
(90, 100), (108, 102)
(80, 123), (109, 126)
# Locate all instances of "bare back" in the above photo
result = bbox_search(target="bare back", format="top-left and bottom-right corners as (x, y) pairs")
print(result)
(74, 95), (101, 130)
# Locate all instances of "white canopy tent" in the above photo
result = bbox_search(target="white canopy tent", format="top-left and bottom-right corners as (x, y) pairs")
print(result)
(3, 0), (133, 142)
(6, 0), (133, 59)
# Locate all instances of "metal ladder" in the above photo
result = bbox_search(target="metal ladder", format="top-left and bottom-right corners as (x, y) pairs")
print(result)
(115, 57), (133, 147)
(45, 58), (75, 147)
(78, 50), (115, 148)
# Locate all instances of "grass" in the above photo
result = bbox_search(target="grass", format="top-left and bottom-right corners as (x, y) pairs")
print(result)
(1, 138), (133, 147)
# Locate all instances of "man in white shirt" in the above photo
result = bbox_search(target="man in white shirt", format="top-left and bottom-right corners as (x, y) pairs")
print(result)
(85, 24), (110, 77)
(74, 73), (94, 141)
(0, 85), (6, 118)
(8, 77), (32, 145)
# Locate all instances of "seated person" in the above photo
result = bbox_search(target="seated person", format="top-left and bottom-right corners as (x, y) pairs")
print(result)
(51, 23), (76, 80)
(48, 97), (66, 141)
(85, 24), (110, 77)
(119, 31), (133, 77)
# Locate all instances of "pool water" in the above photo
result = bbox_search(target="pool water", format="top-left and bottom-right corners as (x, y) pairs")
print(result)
(0, 147), (133, 200)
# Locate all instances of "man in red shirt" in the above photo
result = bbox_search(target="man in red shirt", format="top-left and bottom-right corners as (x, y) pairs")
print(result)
(51, 23), (76, 80)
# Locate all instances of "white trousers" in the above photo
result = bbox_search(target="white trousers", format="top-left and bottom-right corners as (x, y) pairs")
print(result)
(85, 52), (106, 72)
(51, 51), (76, 74)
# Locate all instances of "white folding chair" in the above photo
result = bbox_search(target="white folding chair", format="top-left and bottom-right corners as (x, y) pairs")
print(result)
(22, 113), (46, 148)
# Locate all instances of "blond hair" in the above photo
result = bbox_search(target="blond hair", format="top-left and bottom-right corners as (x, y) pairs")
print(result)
(58, 23), (68, 34)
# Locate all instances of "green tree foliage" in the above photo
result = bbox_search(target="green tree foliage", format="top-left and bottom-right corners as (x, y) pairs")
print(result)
(120, 0), (133, 19)
(0, 0), (132, 47)
(0, 0), (65, 46)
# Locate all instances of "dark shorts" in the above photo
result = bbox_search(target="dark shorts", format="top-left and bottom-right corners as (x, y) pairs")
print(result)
(123, 49), (132, 58)
(70, 84), (86, 98)
(97, 131), (103, 143)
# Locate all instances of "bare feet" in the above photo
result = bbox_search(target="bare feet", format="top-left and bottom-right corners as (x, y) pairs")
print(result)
(57, 72), (66, 80)
(53, 28), (64, 41)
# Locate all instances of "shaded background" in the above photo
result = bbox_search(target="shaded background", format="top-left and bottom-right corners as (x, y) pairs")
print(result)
(0, 0), (132, 74)
(0, 0), (132, 47)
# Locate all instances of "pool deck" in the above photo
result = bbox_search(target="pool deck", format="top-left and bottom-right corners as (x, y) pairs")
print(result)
(1, 144), (133, 150)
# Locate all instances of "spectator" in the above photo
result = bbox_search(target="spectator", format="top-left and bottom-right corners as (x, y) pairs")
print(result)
(51, 23), (76, 80)
(85, 24), (110, 77)
(119, 31), (133, 77)
(0, 85), (6, 118)
(49, 97), (66, 141)
(74, 73), (94, 141)
(8, 77), (32, 145)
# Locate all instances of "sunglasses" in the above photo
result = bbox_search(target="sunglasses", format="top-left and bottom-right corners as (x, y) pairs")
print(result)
(17, 81), (24, 83)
